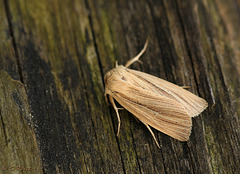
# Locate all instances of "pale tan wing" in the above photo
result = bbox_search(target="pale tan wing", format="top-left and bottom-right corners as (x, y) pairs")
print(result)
(127, 69), (208, 117)
(110, 81), (192, 141)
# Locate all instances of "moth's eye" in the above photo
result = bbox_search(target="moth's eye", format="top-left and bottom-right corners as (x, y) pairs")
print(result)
(121, 76), (126, 81)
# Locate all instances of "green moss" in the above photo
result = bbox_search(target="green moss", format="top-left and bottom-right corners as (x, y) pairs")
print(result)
(204, 124), (222, 173)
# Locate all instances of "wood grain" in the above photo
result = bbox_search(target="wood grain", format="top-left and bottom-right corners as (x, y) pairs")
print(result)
(0, 0), (240, 173)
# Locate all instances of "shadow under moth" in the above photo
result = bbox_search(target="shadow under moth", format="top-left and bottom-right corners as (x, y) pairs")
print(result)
(104, 40), (208, 148)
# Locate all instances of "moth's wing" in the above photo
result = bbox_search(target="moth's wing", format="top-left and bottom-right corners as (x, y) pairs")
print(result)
(128, 69), (208, 117)
(110, 81), (192, 141)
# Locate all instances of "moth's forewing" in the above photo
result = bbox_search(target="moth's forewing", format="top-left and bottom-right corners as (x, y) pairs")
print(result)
(127, 69), (208, 117)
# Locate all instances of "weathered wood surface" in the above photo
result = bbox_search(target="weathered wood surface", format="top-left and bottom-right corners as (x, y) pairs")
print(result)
(1, 0), (240, 173)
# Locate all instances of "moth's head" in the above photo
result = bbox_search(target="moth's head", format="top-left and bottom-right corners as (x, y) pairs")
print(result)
(104, 65), (125, 85)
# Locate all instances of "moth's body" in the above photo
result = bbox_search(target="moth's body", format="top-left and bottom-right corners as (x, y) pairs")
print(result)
(104, 41), (208, 148)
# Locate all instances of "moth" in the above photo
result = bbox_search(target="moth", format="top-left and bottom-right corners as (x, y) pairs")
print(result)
(104, 40), (208, 148)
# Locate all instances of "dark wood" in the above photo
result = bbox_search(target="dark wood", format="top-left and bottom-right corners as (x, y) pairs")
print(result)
(1, 0), (240, 173)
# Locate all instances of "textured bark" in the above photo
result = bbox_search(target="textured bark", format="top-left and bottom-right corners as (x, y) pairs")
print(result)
(0, 0), (240, 173)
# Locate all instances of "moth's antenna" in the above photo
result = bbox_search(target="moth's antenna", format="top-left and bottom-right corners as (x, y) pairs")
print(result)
(125, 39), (148, 68)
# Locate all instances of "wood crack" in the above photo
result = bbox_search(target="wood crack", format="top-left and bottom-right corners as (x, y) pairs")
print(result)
(0, 108), (8, 145)
(3, 0), (24, 83)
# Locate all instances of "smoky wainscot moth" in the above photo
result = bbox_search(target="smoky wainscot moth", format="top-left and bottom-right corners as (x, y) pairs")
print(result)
(104, 40), (208, 148)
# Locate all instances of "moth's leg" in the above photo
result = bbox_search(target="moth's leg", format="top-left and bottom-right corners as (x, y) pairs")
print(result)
(181, 86), (190, 89)
(143, 122), (160, 148)
(105, 94), (124, 109)
(108, 95), (121, 136)
(125, 39), (148, 68)
(104, 94), (110, 105)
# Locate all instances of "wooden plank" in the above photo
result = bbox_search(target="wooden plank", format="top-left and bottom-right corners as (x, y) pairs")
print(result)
(176, 0), (240, 173)
(0, 0), (240, 173)
(6, 0), (123, 173)
(0, 1), (42, 173)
